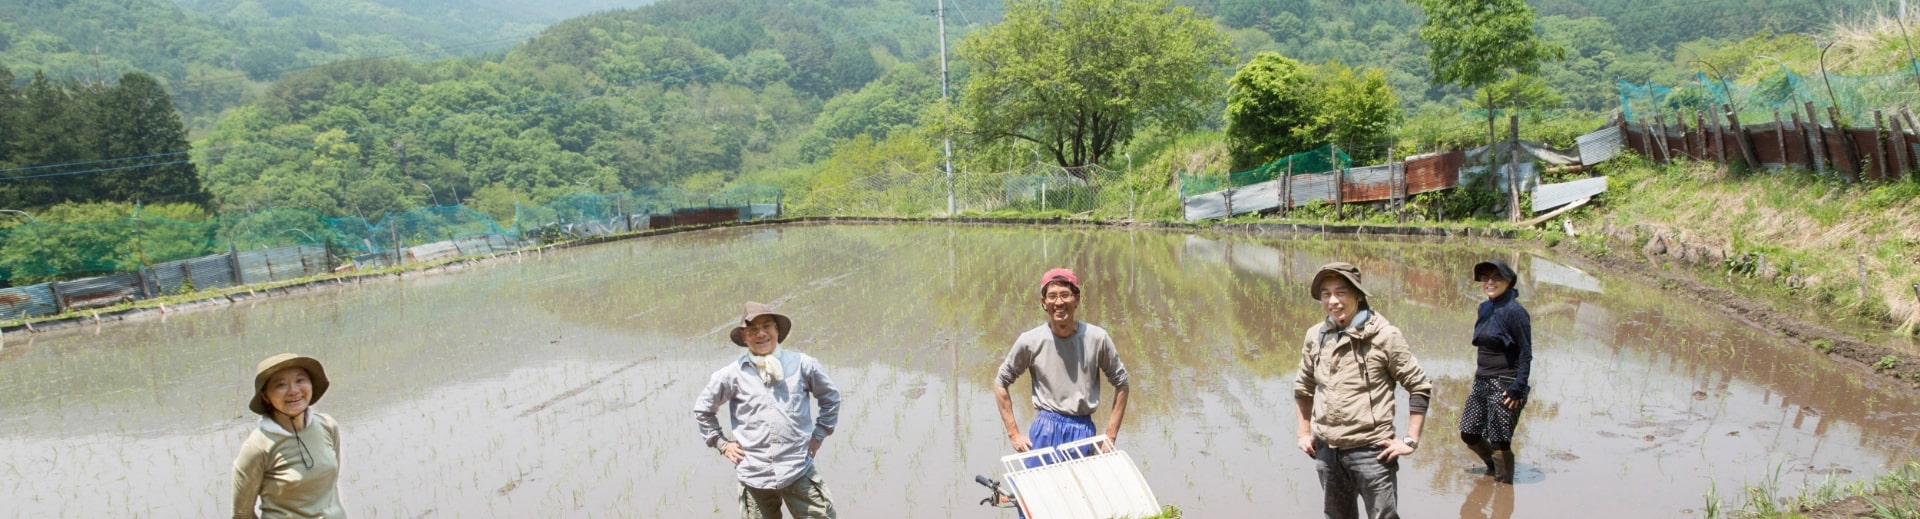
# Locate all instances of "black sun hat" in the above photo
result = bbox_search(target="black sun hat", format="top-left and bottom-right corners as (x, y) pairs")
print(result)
(1473, 259), (1518, 282)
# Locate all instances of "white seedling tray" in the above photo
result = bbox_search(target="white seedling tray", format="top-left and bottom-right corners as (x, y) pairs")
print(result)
(998, 435), (1160, 519)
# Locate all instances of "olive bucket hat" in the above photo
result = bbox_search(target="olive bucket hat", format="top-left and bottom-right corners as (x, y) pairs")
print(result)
(729, 301), (792, 347)
(249, 353), (330, 416)
(1308, 261), (1372, 302)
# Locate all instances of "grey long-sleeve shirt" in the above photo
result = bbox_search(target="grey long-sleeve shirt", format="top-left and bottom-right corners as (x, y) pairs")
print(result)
(995, 322), (1129, 416)
(693, 348), (841, 490)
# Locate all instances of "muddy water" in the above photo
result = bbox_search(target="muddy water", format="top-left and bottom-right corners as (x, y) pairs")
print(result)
(2, 224), (1917, 517)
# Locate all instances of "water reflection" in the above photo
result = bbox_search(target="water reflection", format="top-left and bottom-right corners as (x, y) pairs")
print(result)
(0, 223), (1915, 517)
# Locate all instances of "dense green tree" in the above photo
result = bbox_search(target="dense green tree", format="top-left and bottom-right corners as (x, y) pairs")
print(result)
(92, 73), (209, 206)
(959, 0), (1232, 177)
(1311, 62), (1399, 164)
(1225, 53), (1399, 168)
(1411, 0), (1565, 143)
(1224, 53), (1320, 169)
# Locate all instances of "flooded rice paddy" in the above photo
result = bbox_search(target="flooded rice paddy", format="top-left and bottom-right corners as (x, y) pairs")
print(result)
(2, 223), (1918, 517)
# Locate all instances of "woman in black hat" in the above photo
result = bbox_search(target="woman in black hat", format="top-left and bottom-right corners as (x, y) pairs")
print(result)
(232, 353), (345, 518)
(1459, 259), (1532, 485)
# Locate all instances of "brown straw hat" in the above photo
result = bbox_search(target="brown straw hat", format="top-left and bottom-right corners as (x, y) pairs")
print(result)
(729, 301), (792, 347)
(249, 353), (330, 416)
(1308, 262), (1371, 302)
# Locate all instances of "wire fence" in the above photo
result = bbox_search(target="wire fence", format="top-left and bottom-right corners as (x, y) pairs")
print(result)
(1620, 60), (1920, 125)
(783, 161), (1123, 218)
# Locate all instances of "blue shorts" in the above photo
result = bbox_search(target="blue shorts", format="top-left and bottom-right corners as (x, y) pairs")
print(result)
(1025, 410), (1097, 468)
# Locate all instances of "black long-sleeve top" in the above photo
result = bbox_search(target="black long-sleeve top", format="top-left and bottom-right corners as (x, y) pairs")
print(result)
(1472, 287), (1533, 396)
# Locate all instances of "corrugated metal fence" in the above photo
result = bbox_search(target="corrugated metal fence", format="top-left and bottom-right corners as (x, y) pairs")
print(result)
(1619, 107), (1919, 181)
(5, 237), (511, 321)
(1183, 150), (1473, 220)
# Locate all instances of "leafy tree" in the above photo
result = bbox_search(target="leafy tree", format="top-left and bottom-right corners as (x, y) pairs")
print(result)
(1410, 0), (1565, 143)
(1311, 62), (1399, 164)
(1225, 53), (1399, 168)
(959, 0), (1232, 177)
(1224, 53), (1320, 169)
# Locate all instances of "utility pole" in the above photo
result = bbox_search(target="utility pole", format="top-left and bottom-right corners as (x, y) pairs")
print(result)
(939, 0), (956, 215)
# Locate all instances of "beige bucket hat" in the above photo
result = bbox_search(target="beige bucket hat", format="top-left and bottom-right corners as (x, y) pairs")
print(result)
(1309, 262), (1371, 302)
(729, 301), (792, 347)
(249, 353), (330, 416)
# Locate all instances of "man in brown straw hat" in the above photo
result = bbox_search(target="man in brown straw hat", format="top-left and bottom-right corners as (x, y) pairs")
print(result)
(232, 353), (345, 518)
(694, 301), (843, 519)
(1293, 262), (1433, 519)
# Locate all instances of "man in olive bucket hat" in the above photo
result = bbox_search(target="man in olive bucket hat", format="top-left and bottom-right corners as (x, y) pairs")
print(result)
(695, 301), (843, 519)
(1294, 262), (1434, 519)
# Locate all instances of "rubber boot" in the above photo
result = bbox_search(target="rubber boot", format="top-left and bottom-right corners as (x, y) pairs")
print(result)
(1492, 450), (1515, 484)
(1464, 441), (1497, 475)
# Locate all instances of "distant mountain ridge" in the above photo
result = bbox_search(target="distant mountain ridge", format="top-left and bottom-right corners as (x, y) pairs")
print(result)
(0, 0), (660, 125)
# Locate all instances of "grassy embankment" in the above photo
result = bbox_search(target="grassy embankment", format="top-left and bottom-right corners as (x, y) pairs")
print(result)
(1706, 461), (1920, 519)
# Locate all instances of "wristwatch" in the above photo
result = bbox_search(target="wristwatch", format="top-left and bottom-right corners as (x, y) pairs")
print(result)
(1401, 436), (1420, 450)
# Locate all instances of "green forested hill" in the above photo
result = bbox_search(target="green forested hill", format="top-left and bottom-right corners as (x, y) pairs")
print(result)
(4, 0), (1897, 220)
(0, 0), (659, 125)
(1190, 0), (1883, 109)
(190, 0), (959, 219)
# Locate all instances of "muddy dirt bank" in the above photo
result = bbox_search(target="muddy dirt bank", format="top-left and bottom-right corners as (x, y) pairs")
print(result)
(1555, 223), (1920, 393)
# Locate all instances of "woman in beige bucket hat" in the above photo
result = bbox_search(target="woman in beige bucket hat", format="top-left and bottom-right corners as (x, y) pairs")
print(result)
(231, 353), (346, 519)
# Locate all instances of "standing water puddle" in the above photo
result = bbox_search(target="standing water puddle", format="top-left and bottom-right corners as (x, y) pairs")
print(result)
(2, 224), (1916, 517)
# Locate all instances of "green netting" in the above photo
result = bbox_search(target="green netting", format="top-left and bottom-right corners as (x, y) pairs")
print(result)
(1180, 145), (1353, 198)
(0, 184), (783, 284)
(1621, 61), (1920, 124)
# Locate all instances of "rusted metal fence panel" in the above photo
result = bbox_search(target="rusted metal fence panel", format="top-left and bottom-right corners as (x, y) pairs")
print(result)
(1614, 110), (1920, 180)
(1341, 165), (1396, 203)
(1847, 128), (1886, 180)
(0, 284), (57, 319)
(1750, 122), (1787, 168)
(1403, 151), (1464, 195)
(1780, 123), (1808, 167)
(55, 273), (143, 310)
(1820, 127), (1858, 175)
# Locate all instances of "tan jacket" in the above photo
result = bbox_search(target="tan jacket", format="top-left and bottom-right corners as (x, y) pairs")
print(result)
(233, 412), (345, 519)
(1294, 311), (1434, 449)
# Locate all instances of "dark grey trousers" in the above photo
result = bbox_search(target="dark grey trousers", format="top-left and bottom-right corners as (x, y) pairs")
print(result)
(1314, 439), (1400, 519)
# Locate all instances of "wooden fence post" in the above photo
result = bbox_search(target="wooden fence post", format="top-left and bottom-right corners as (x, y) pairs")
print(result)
(1805, 102), (1827, 175)
(1640, 119), (1661, 163)
(1709, 106), (1727, 170)
(1694, 110), (1708, 159)
(49, 281), (67, 314)
(1332, 146), (1344, 219)
(1726, 105), (1759, 169)
(1223, 188), (1234, 219)
(1890, 116), (1912, 179)
(1905, 108), (1920, 181)
(1508, 115), (1522, 223)
(135, 268), (153, 299)
(1873, 111), (1891, 181)
(1830, 105), (1861, 182)
(1654, 114), (1673, 163)
(1281, 161), (1293, 218)
(1773, 109), (1787, 170)
(227, 242), (243, 286)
